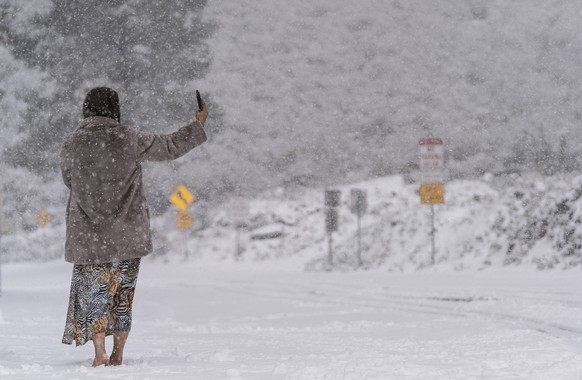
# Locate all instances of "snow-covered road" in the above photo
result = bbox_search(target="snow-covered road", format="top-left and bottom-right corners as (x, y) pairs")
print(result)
(1, 259), (582, 379)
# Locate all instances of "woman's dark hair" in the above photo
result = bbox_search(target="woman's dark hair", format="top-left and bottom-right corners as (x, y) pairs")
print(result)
(83, 87), (120, 122)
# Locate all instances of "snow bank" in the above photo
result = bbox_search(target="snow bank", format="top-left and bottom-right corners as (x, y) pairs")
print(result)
(173, 173), (582, 271)
(5, 173), (582, 271)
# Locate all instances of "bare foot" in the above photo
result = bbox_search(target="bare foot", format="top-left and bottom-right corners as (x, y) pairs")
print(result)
(109, 353), (123, 366)
(92, 354), (109, 367)
(110, 331), (128, 366)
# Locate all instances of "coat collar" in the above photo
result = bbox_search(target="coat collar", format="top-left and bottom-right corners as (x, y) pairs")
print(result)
(77, 116), (120, 131)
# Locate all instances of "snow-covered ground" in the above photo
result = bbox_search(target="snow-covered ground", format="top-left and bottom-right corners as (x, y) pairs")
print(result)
(1, 258), (582, 379)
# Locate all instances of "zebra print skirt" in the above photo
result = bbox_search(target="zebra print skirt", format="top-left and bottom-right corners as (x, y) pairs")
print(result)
(62, 258), (141, 346)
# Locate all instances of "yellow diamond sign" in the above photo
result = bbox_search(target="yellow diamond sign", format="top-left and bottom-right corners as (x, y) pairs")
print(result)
(169, 185), (196, 211)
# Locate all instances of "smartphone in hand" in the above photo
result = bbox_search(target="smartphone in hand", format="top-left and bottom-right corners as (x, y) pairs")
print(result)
(196, 90), (203, 112)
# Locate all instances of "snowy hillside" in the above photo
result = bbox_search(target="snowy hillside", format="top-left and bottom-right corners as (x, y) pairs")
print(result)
(198, 0), (582, 184)
(3, 0), (582, 215)
(5, 173), (582, 271)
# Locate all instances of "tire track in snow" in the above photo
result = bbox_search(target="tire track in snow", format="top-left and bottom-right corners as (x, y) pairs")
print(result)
(188, 279), (582, 340)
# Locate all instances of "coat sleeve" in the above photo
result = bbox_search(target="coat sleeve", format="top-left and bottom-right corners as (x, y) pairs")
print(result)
(132, 121), (207, 162)
(59, 138), (72, 190)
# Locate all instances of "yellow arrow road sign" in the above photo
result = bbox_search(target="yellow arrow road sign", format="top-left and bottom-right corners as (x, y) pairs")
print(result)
(170, 185), (196, 211)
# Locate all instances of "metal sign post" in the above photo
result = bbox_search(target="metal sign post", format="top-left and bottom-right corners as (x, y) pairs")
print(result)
(324, 190), (341, 266)
(350, 189), (368, 267)
(430, 205), (436, 264)
(0, 194), (3, 297)
(228, 198), (249, 258)
(325, 207), (339, 265)
(236, 226), (242, 258)
(418, 138), (445, 265)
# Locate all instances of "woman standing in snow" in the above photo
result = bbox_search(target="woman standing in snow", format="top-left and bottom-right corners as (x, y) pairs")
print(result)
(60, 87), (208, 366)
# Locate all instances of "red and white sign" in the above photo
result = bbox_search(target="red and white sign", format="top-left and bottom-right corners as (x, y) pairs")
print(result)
(228, 197), (250, 225)
(419, 138), (445, 188)
(419, 138), (444, 171)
